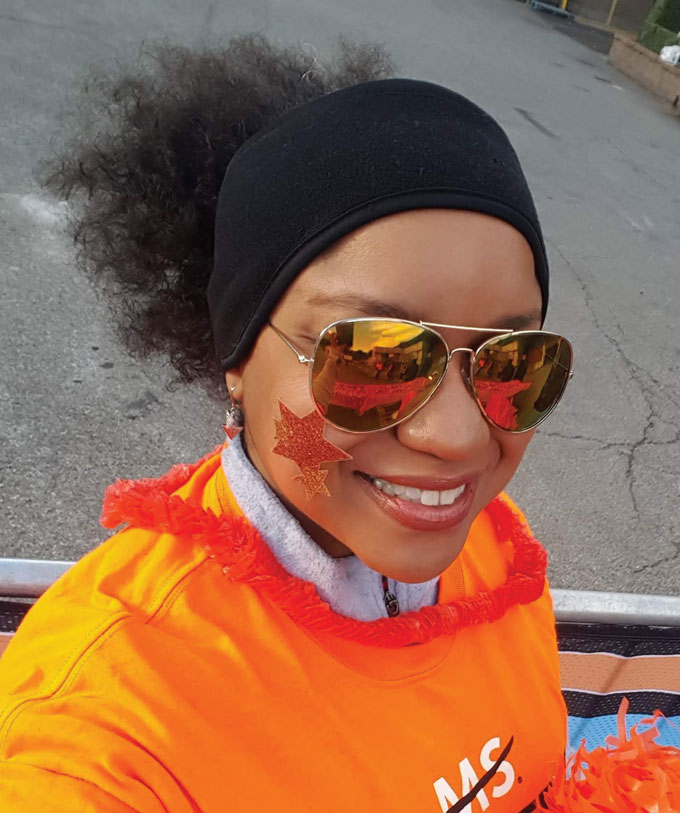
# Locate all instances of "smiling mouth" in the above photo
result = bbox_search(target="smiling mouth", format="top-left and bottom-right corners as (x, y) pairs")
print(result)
(355, 472), (478, 532)
(371, 476), (466, 506)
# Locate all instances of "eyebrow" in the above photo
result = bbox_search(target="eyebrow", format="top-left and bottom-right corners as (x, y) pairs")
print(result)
(306, 292), (416, 321)
(305, 292), (542, 331)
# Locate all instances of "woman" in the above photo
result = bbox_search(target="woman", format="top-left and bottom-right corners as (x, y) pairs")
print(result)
(0, 37), (574, 811)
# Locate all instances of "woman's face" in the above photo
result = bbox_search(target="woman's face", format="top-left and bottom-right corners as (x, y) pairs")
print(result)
(229, 209), (543, 583)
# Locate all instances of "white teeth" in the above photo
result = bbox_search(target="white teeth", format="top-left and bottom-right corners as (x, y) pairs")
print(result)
(440, 486), (465, 505)
(370, 477), (466, 506)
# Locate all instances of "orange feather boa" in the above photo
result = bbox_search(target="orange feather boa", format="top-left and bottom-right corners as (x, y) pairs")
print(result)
(538, 699), (680, 812)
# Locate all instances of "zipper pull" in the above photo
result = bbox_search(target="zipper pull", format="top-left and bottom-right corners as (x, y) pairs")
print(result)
(381, 575), (400, 617)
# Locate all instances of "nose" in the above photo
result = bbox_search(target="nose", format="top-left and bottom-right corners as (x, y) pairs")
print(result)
(396, 351), (492, 461)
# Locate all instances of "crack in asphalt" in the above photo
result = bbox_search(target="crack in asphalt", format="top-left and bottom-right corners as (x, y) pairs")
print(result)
(548, 239), (680, 576)
(633, 545), (680, 575)
(0, 12), (91, 35)
(538, 429), (630, 451)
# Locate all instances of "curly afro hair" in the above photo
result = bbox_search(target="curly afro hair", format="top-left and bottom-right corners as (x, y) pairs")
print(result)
(44, 35), (394, 397)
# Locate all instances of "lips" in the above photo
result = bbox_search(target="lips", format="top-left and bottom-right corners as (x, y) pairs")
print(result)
(355, 471), (479, 532)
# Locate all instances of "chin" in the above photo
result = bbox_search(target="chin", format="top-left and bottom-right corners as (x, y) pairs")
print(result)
(371, 557), (457, 585)
(358, 535), (467, 584)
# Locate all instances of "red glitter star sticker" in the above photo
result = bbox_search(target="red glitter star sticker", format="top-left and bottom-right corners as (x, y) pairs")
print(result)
(294, 468), (330, 500)
(272, 401), (352, 500)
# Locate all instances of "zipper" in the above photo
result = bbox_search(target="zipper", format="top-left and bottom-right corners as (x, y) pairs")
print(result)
(381, 575), (400, 617)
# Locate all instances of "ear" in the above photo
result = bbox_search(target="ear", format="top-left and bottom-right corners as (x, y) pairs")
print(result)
(225, 366), (245, 402)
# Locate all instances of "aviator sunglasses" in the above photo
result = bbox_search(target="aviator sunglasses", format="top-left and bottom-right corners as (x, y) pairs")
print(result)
(269, 318), (573, 434)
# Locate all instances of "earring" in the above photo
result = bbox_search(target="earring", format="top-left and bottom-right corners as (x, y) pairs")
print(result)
(223, 385), (244, 440)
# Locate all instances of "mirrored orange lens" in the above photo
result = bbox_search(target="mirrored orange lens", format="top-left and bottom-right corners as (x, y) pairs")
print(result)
(473, 332), (572, 431)
(311, 320), (448, 432)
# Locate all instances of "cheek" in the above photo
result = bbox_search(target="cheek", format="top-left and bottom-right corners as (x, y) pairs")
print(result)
(242, 360), (308, 469)
(473, 430), (534, 511)
(240, 342), (362, 496)
(495, 430), (535, 479)
(245, 366), (308, 435)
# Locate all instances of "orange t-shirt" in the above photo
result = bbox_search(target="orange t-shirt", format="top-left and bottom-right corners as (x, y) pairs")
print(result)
(0, 447), (566, 812)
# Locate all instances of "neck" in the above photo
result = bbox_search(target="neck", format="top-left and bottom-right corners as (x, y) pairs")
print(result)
(220, 434), (439, 622)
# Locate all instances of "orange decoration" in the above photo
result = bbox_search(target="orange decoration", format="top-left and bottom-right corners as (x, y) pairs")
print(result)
(222, 423), (242, 440)
(537, 698), (680, 812)
(272, 401), (352, 500)
(294, 468), (330, 499)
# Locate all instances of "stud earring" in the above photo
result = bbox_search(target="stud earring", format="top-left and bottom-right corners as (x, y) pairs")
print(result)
(223, 385), (244, 440)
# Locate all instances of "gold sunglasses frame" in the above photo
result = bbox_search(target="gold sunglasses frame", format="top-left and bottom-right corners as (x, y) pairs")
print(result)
(269, 317), (574, 435)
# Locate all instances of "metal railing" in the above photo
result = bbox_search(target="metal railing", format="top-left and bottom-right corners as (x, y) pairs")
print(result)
(552, 588), (680, 627)
(0, 558), (73, 598)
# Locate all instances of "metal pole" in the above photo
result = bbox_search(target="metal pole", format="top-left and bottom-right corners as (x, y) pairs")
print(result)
(606, 0), (621, 27)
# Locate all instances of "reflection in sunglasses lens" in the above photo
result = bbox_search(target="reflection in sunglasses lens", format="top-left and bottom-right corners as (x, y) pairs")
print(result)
(311, 320), (448, 432)
(473, 333), (572, 431)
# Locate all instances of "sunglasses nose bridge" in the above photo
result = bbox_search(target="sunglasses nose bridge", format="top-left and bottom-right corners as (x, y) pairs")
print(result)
(447, 346), (474, 362)
(443, 346), (475, 394)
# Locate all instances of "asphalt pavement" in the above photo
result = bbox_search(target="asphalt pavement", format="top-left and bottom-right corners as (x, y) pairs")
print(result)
(1, 0), (679, 593)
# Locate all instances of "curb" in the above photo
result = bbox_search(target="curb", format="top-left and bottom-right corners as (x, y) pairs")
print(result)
(609, 33), (680, 116)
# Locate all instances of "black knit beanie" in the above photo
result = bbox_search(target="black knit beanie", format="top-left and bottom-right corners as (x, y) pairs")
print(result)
(208, 78), (549, 370)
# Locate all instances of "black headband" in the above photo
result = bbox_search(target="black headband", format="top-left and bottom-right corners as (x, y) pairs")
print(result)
(208, 78), (549, 370)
